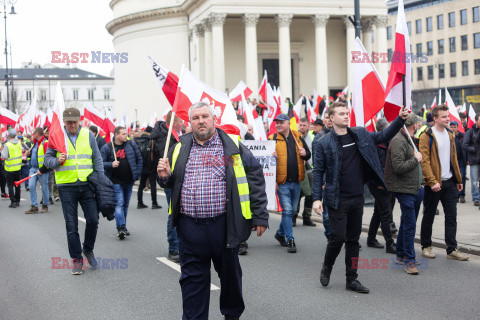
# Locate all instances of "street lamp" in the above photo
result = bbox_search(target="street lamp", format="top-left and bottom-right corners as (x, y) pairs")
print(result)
(2, 0), (16, 111)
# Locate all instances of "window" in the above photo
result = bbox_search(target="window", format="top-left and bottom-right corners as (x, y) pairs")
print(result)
(475, 59), (480, 75)
(427, 41), (433, 55)
(104, 89), (110, 100)
(461, 35), (468, 50)
(26, 90), (32, 101)
(437, 14), (444, 29)
(416, 19), (422, 33)
(450, 62), (456, 77)
(73, 89), (79, 100)
(462, 61), (469, 76)
(439, 64), (445, 79)
(426, 17), (432, 31)
(417, 67), (423, 81)
(474, 7), (479, 23)
(438, 39), (444, 54)
(387, 49), (393, 62)
(449, 12), (455, 27)
(40, 90), (47, 101)
(387, 26), (392, 40)
(416, 43), (422, 56)
(88, 89), (94, 100)
(474, 33), (480, 48)
(428, 66), (434, 79)
(449, 37), (456, 52)
(407, 22), (412, 35)
(460, 9), (467, 25)
(0, 91), (2, 101)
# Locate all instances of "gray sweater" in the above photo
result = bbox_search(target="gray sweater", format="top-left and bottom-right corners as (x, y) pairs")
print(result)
(44, 125), (104, 186)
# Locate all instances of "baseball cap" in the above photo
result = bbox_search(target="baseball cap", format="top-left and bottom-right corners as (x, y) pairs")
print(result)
(274, 114), (290, 122)
(313, 119), (324, 126)
(450, 121), (459, 126)
(63, 108), (81, 121)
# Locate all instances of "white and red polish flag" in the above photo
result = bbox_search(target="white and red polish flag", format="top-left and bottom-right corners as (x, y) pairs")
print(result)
(430, 96), (437, 110)
(0, 105), (19, 127)
(44, 107), (53, 129)
(101, 108), (116, 143)
(149, 112), (158, 128)
(383, 0), (412, 121)
(173, 65), (243, 135)
(265, 84), (282, 136)
(351, 37), (386, 127)
(48, 82), (69, 155)
(149, 57), (179, 107)
(229, 80), (252, 102)
(468, 104), (476, 129)
(445, 87), (464, 133)
(292, 97), (302, 123)
(258, 71), (268, 103)
(306, 97), (317, 123)
(84, 104), (105, 128)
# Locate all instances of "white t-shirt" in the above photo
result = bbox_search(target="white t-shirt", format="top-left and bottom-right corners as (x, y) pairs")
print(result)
(432, 127), (452, 180)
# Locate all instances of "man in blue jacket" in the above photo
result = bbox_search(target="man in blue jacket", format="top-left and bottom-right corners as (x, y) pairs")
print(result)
(312, 102), (408, 293)
(101, 126), (142, 239)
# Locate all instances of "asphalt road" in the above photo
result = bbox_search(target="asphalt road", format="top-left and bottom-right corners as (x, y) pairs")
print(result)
(1, 189), (479, 320)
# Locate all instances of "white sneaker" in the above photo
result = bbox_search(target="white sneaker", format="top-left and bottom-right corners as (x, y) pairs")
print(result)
(447, 249), (469, 261)
(422, 246), (436, 259)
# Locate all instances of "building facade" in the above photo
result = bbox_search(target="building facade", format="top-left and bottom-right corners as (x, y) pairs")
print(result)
(387, 0), (480, 111)
(107, 0), (390, 121)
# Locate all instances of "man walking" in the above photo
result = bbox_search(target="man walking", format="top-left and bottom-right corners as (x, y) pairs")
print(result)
(101, 126), (142, 239)
(269, 114), (311, 253)
(158, 101), (268, 320)
(2, 129), (22, 208)
(24, 127), (50, 214)
(312, 102), (407, 293)
(419, 105), (469, 261)
(462, 114), (480, 206)
(44, 108), (104, 275)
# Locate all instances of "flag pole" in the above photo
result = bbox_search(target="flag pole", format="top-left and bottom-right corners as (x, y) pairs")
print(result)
(111, 140), (117, 162)
(163, 111), (176, 160)
(402, 74), (418, 152)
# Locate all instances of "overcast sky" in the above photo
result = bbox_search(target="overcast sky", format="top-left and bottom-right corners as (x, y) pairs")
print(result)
(5, 0), (114, 77)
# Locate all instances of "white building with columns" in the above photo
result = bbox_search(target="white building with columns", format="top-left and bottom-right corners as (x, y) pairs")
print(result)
(107, 0), (389, 121)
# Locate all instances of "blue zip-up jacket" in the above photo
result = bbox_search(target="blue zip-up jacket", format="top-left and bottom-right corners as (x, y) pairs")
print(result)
(100, 140), (143, 182)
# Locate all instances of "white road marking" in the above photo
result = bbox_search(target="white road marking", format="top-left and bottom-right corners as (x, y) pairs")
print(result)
(156, 257), (220, 291)
(78, 217), (86, 223)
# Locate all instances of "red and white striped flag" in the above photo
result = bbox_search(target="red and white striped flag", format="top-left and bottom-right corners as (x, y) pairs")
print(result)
(47, 82), (69, 155)
(149, 57), (179, 106)
(0, 106), (19, 127)
(445, 87), (464, 133)
(84, 104), (105, 128)
(229, 80), (252, 102)
(306, 97), (317, 123)
(101, 108), (116, 143)
(258, 71), (268, 103)
(430, 96), (437, 110)
(468, 104), (476, 129)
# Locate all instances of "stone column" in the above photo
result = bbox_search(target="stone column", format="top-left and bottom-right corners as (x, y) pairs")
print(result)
(312, 14), (329, 96)
(344, 16), (355, 93)
(361, 17), (374, 55)
(193, 24), (205, 79)
(203, 19), (213, 85)
(210, 13), (227, 91)
(242, 13), (260, 96)
(375, 15), (389, 84)
(276, 14), (293, 99)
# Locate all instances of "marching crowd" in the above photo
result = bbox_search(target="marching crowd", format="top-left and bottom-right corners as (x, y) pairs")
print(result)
(1, 96), (476, 319)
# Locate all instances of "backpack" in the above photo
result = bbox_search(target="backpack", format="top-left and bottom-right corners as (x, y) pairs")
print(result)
(135, 137), (155, 162)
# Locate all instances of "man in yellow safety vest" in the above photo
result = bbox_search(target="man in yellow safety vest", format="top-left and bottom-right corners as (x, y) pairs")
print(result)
(1, 129), (23, 208)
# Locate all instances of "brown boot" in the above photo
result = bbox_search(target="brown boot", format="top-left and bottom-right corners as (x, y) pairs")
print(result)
(25, 205), (39, 214)
(41, 204), (48, 213)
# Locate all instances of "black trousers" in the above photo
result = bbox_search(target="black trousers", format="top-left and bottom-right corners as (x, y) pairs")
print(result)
(5, 170), (21, 203)
(0, 164), (6, 194)
(324, 195), (364, 282)
(421, 178), (458, 253)
(137, 172), (157, 204)
(367, 182), (394, 245)
(178, 214), (244, 320)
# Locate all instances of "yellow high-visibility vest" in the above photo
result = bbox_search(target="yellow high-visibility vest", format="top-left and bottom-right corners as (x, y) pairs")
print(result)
(36, 141), (46, 168)
(55, 127), (93, 185)
(4, 141), (22, 172)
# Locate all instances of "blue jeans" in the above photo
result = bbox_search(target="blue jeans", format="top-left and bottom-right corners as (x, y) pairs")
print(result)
(58, 184), (99, 260)
(28, 167), (49, 207)
(21, 165), (30, 189)
(470, 165), (479, 202)
(277, 182), (301, 241)
(458, 160), (466, 197)
(165, 188), (179, 252)
(113, 183), (134, 228)
(394, 187), (425, 264)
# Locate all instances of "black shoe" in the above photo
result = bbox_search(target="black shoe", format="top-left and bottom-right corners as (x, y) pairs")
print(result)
(83, 250), (98, 269)
(117, 227), (126, 240)
(320, 265), (332, 287)
(124, 228), (131, 236)
(8, 202), (16, 208)
(137, 202), (148, 209)
(287, 239), (297, 253)
(238, 242), (248, 255)
(303, 218), (317, 227)
(225, 316), (239, 320)
(385, 242), (396, 254)
(168, 251), (180, 263)
(274, 232), (288, 247)
(151, 203), (162, 209)
(15, 201), (20, 207)
(49, 199), (54, 205)
(367, 239), (384, 249)
(346, 279), (369, 293)
(71, 259), (83, 275)
(292, 214), (297, 227)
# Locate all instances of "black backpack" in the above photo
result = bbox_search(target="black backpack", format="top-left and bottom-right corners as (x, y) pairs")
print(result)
(135, 137), (155, 162)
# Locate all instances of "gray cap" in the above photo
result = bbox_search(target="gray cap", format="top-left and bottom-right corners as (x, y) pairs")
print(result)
(8, 129), (16, 137)
(63, 108), (81, 121)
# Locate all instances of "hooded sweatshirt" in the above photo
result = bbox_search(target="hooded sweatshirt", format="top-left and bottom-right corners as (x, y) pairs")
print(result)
(1, 137), (20, 160)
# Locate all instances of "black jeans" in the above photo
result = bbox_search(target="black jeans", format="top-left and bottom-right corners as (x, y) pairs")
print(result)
(5, 170), (21, 203)
(137, 172), (157, 204)
(367, 182), (394, 245)
(421, 178), (458, 254)
(0, 164), (7, 194)
(324, 195), (364, 282)
(58, 184), (99, 260)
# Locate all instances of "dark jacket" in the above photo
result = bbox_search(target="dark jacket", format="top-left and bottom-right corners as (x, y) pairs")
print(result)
(150, 120), (179, 165)
(100, 140), (143, 182)
(454, 131), (464, 163)
(96, 135), (106, 151)
(312, 116), (405, 209)
(134, 134), (156, 174)
(87, 171), (115, 220)
(384, 130), (422, 194)
(462, 126), (479, 165)
(163, 129), (269, 248)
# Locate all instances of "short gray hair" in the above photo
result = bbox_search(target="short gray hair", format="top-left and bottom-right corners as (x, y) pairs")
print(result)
(188, 101), (215, 120)
(376, 118), (389, 132)
(405, 113), (419, 127)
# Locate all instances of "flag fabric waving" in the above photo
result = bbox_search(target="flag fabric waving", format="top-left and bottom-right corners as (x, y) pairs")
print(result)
(149, 57), (179, 106)
(445, 87), (464, 133)
(468, 104), (476, 129)
(84, 104), (105, 128)
(229, 80), (252, 102)
(47, 82), (69, 155)
(258, 71), (268, 103)
(430, 96), (437, 110)
(0, 106), (19, 127)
